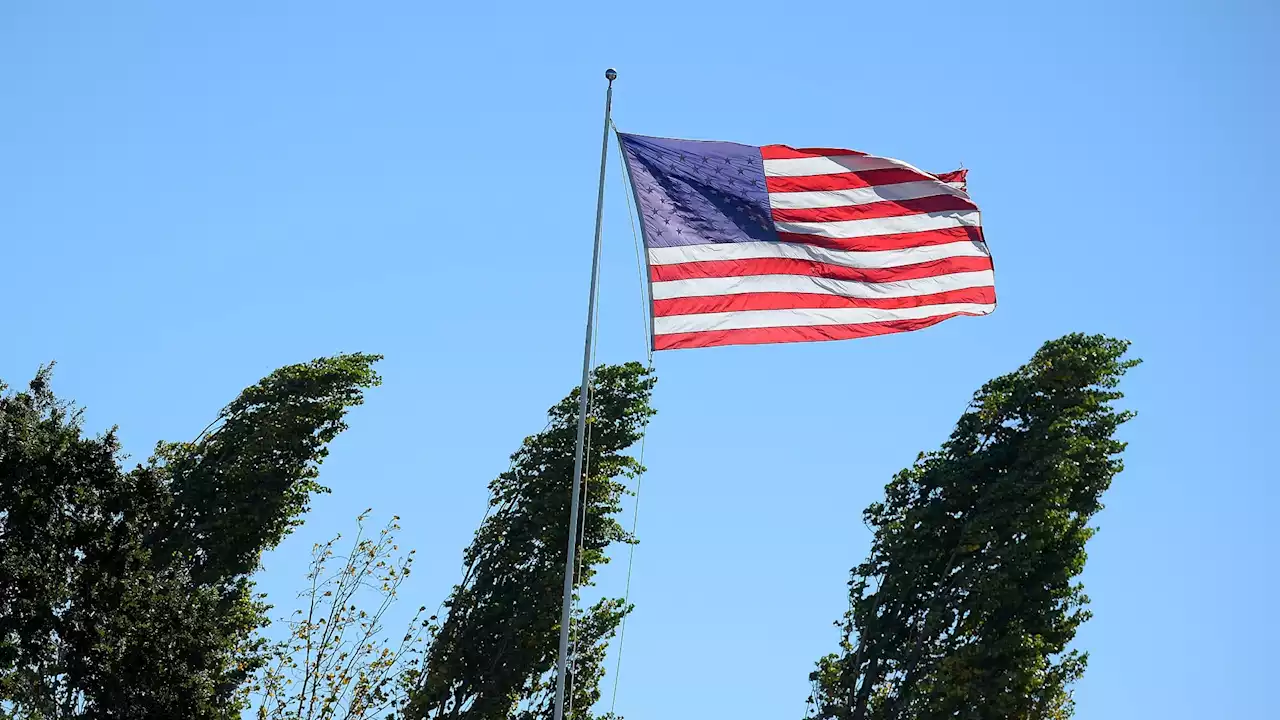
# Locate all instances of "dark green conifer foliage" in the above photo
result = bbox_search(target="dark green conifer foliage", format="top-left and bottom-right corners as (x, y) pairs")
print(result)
(412, 363), (655, 720)
(0, 354), (381, 719)
(806, 335), (1138, 720)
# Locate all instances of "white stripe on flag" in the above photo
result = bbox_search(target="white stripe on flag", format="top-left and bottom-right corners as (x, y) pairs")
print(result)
(763, 155), (932, 177)
(774, 210), (982, 239)
(650, 269), (996, 301)
(767, 180), (970, 210)
(654, 303), (997, 334)
(647, 239), (991, 268)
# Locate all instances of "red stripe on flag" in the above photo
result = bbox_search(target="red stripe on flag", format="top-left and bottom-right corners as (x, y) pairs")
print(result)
(653, 286), (996, 317)
(650, 255), (993, 284)
(654, 314), (975, 350)
(771, 194), (978, 223)
(760, 145), (868, 160)
(774, 225), (987, 252)
(936, 169), (967, 184)
(767, 168), (949, 193)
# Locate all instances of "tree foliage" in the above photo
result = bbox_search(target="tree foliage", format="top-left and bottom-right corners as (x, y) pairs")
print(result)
(0, 354), (381, 719)
(806, 334), (1138, 720)
(247, 511), (430, 720)
(410, 362), (656, 720)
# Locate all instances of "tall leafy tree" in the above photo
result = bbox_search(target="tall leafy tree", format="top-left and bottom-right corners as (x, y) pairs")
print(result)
(0, 354), (381, 719)
(410, 362), (655, 720)
(806, 334), (1138, 720)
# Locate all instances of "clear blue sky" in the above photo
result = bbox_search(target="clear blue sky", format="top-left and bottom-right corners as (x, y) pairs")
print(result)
(2, 2), (1276, 717)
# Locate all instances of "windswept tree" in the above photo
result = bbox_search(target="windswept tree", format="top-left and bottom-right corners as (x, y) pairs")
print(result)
(410, 362), (656, 720)
(0, 354), (381, 719)
(806, 334), (1139, 720)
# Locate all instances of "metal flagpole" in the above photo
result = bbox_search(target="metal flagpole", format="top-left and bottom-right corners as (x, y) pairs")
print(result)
(553, 67), (616, 720)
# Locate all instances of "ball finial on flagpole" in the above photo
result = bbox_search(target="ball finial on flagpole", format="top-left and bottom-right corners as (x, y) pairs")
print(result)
(605, 68), (617, 82)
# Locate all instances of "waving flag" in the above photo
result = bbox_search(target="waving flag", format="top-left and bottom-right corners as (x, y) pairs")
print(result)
(617, 133), (995, 351)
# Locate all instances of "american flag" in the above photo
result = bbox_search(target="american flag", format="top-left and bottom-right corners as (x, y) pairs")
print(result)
(617, 133), (995, 351)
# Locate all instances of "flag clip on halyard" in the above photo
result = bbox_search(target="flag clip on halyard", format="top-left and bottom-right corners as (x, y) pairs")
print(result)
(552, 67), (615, 720)
(615, 133), (995, 351)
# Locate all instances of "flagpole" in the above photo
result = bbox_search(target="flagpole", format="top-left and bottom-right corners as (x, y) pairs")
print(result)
(553, 67), (616, 720)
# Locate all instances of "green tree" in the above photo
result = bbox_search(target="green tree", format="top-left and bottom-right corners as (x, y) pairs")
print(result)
(410, 362), (655, 720)
(806, 334), (1138, 720)
(0, 354), (381, 719)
